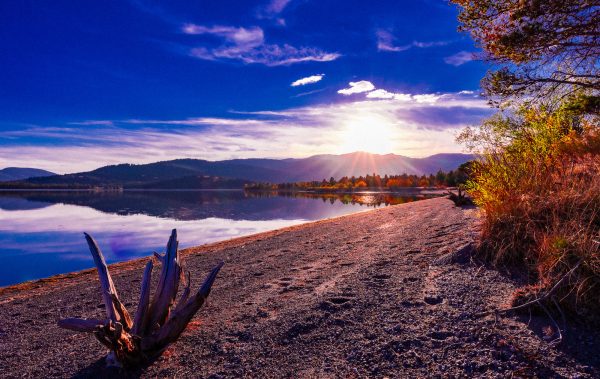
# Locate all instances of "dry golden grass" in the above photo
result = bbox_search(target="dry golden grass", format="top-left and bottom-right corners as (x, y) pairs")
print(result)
(470, 129), (600, 320)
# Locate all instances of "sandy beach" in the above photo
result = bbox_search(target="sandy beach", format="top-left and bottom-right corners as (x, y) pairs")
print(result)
(1, 197), (598, 378)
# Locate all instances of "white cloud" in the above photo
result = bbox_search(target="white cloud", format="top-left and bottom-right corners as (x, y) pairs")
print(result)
(376, 30), (449, 52)
(337, 81), (376, 95)
(183, 23), (340, 66)
(366, 89), (411, 101)
(338, 82), (442, 103)
(291, 74), (324, 87)
(366, 89), (395, 99)
(444, 51), (475, 66)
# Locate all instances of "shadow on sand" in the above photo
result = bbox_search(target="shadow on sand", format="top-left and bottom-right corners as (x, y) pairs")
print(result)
(71, 355), (166, 379)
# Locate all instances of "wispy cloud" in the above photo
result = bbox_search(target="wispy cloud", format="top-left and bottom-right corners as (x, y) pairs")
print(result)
(444, 51), (476, 66)
(0, 92), (491, 173)
(183, 23), (340, 66)
(292, 88), (328, 98)
(291, 74), (324, 87)
(190, 43), (340, 66)
(68, 120), (115, 126)
(257, 0), (292, 22)
(265, 0), (292, 14)
(182, 24), (264, 46)
(376, 30), (449, 52)
(256, 0), (292, 26)
(337, 81), (376, 95)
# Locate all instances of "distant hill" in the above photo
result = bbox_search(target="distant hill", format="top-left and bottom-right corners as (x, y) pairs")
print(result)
(5, 152), (475, 189)
(0, 167), (56, 182)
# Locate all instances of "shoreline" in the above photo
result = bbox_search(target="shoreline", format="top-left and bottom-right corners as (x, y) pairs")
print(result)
(0, 189), (444, 290)
(0, 197), (399, 297)
(0, 187), (451, 192)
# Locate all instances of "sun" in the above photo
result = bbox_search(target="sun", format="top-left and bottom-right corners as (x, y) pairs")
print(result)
(338, 114), (395, 154)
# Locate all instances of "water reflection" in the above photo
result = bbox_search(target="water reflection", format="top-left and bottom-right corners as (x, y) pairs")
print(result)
(0, 190), (438, 286)
(249, 190), (431, 207)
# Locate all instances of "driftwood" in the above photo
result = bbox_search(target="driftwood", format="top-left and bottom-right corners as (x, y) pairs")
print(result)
(58, 229), (223, 367)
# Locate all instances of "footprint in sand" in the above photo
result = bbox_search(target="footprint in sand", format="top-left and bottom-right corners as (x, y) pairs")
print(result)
(318, 293), (356, 313)
(373, 274), (391, 281)
(272, 277), (294, 290)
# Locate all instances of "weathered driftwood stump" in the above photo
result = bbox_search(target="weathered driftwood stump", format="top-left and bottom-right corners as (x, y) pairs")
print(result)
(58, 229), (223, 367)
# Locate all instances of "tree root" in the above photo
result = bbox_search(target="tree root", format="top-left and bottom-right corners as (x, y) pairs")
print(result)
(58, 229), (223, 367)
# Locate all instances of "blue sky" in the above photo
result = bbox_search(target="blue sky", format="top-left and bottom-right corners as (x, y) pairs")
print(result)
(0, 0), (492, 173)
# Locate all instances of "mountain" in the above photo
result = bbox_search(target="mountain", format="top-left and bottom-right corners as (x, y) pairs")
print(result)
(6, 152), (474, 188)
(0, 167), (56, 182)
(230, 152), (475, 182)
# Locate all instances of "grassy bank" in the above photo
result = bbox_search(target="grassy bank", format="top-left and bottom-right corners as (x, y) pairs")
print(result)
(466, 110), (600, 321)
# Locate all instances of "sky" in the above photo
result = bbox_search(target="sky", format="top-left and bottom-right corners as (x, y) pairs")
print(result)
(0, 0), (492, 174)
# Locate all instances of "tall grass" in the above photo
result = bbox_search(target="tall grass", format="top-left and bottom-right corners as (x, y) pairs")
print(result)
(461, 107), (600, 320)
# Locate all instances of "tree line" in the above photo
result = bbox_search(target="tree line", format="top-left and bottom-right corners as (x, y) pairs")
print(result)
(245, 166), (470, 191)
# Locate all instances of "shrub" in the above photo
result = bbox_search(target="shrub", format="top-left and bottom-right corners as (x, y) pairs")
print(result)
(460, 105), (600, 320)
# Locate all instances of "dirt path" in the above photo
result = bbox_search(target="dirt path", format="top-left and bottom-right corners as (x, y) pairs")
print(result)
(0, 197), (598, 378)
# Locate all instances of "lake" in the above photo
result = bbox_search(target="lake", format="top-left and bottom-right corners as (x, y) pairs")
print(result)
(0, 190), (440, 287)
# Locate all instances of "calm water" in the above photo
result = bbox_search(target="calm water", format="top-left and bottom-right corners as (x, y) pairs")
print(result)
(0, 190), (438, 286)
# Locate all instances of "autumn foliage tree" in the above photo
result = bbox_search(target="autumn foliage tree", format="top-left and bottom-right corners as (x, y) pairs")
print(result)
(452, 0), (600, 111)
(245, 170), (469, 191)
